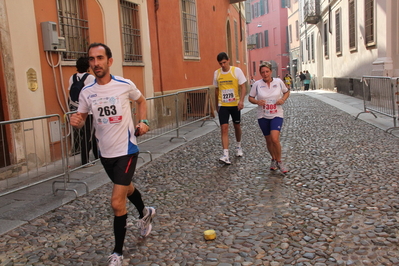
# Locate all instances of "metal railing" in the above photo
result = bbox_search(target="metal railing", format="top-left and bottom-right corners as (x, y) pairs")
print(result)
(135, 87), (215, 145)
(0, 114), (66, 196)
(0, 87), (215, 197)
(355, 76), (399, 133)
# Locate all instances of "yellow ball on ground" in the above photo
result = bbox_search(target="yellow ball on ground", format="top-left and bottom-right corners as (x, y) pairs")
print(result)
(203, 229), (216, 240)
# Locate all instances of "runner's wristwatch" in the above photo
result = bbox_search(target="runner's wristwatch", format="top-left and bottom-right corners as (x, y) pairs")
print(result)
(139, 119), (149, 126)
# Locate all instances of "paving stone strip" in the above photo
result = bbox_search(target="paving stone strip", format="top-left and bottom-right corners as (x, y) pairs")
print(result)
(0, 93), (398, 266)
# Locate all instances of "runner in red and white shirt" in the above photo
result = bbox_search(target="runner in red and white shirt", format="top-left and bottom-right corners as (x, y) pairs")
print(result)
(249, 61), (290, 174)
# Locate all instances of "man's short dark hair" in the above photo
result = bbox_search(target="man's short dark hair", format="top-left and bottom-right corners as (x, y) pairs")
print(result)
(76, 56), (90, 73)
(87, 42), (113, 59)
(217, 52), (229, 62)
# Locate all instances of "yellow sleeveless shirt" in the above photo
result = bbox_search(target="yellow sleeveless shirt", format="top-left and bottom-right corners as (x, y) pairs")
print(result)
(217, 66), (240, 107)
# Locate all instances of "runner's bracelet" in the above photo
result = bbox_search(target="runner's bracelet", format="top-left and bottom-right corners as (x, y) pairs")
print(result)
(139, 119), (149, 126)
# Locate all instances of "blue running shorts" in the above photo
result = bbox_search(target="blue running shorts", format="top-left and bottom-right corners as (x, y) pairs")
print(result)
(258, 117), (284, 136)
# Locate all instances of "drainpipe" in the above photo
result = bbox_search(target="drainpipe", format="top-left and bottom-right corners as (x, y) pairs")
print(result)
(154, 0), (164, 95)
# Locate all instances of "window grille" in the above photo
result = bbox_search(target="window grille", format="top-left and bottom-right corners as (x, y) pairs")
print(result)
(323, 21), (329, 58)
(365, 0), (374, 46)
(349, 0), (356, 50)
(181, 0), (199, 58)
(120, 0), (142, 62)
(311, 33), (315, 60)
(335, 10), (342, 55)
(234, 20), (240, 61)
(264, 30), (269, 47)
(260, 0), (265, 15)
(57, 0), (89, 61)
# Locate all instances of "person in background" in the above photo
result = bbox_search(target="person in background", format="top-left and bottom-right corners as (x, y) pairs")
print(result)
(70, 43), (156, 266)
(284, 73), (292, 89)
(213, 52), (247, 165)
(299, 71), (306, 91)
(68, 56), (98, 166)
(304, 70), (311, 91)
(248, 62), (290, 174)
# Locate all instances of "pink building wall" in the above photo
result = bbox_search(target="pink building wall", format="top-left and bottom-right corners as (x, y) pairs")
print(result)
(247, 0), (289, 80)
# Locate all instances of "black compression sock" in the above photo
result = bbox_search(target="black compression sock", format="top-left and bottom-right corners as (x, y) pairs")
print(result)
(113, 214), (127, 255)
(127, 188), (145, 218)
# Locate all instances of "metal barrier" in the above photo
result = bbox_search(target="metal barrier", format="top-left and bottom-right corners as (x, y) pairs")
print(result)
(0, 87), (216, 197)
(134, 87), (216, 144)
(0, 114), (66, 197)
(56, 87), (219, 197)
(356, 76), (399, 132)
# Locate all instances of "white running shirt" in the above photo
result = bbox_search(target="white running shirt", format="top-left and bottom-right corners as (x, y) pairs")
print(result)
(249, 78), (288, 119)
(78, 75), (142, 158)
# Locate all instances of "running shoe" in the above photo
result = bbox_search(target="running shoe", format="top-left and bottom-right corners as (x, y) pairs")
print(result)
(270, 159), (278, 171)
(235, 147), (243, 157)
(107, 253), (123, 266)
(219, 155), (231, 165)
(137, 207), (156, 237)
(277, 161), (289, 174)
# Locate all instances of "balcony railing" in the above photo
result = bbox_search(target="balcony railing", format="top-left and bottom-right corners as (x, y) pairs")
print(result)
(304, 0), (321, 24)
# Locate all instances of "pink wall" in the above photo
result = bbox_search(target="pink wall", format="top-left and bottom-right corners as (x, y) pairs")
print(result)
(247, 0), (289, 80)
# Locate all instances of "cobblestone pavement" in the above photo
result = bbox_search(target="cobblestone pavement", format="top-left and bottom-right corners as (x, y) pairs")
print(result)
(1, 93), (399, 266)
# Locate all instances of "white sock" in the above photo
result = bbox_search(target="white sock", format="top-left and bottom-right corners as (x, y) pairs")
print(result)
(236, 142), (241, 148)
(223, 149), (229, 157)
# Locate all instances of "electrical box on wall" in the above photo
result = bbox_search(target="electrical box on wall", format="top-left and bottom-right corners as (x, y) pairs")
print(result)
(41, 21), (63, 52)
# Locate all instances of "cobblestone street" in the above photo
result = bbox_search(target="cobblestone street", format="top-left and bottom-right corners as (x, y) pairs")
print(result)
(1, 93), (399, 266)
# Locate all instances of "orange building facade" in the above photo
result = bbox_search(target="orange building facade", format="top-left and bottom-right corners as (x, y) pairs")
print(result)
(0, 0), (247, 170)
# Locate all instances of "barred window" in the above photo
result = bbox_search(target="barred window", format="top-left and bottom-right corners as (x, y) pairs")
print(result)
(335, 9), (342, 55)
(365, 0), (375, 46)
(57, 0), (89, 61)
(234, 20), (240, 61)
(260, 0), (265, 15)
(120, 0), (142, 62)
(264, 30), (269, 47)
(181, 0), (199, 58)
(323, 21), (329, 58)
(311, 33), (315, 60)
(349, 0), (356, 50)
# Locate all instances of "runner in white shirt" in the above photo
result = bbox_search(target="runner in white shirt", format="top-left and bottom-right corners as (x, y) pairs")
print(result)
(249, 62), (290, 174)
(70, 43), (155, 266)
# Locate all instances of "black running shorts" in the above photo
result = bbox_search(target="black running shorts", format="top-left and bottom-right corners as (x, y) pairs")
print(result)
(100, 153), (139, 186)
(218, 106), (241, 125)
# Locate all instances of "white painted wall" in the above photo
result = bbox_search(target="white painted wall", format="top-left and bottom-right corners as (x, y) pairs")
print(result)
(6, 0), (46, 118)
(300, 0), (397, 81)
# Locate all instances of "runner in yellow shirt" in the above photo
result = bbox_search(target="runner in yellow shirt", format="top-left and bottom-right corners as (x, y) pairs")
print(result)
(213, 52), (247, 165)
